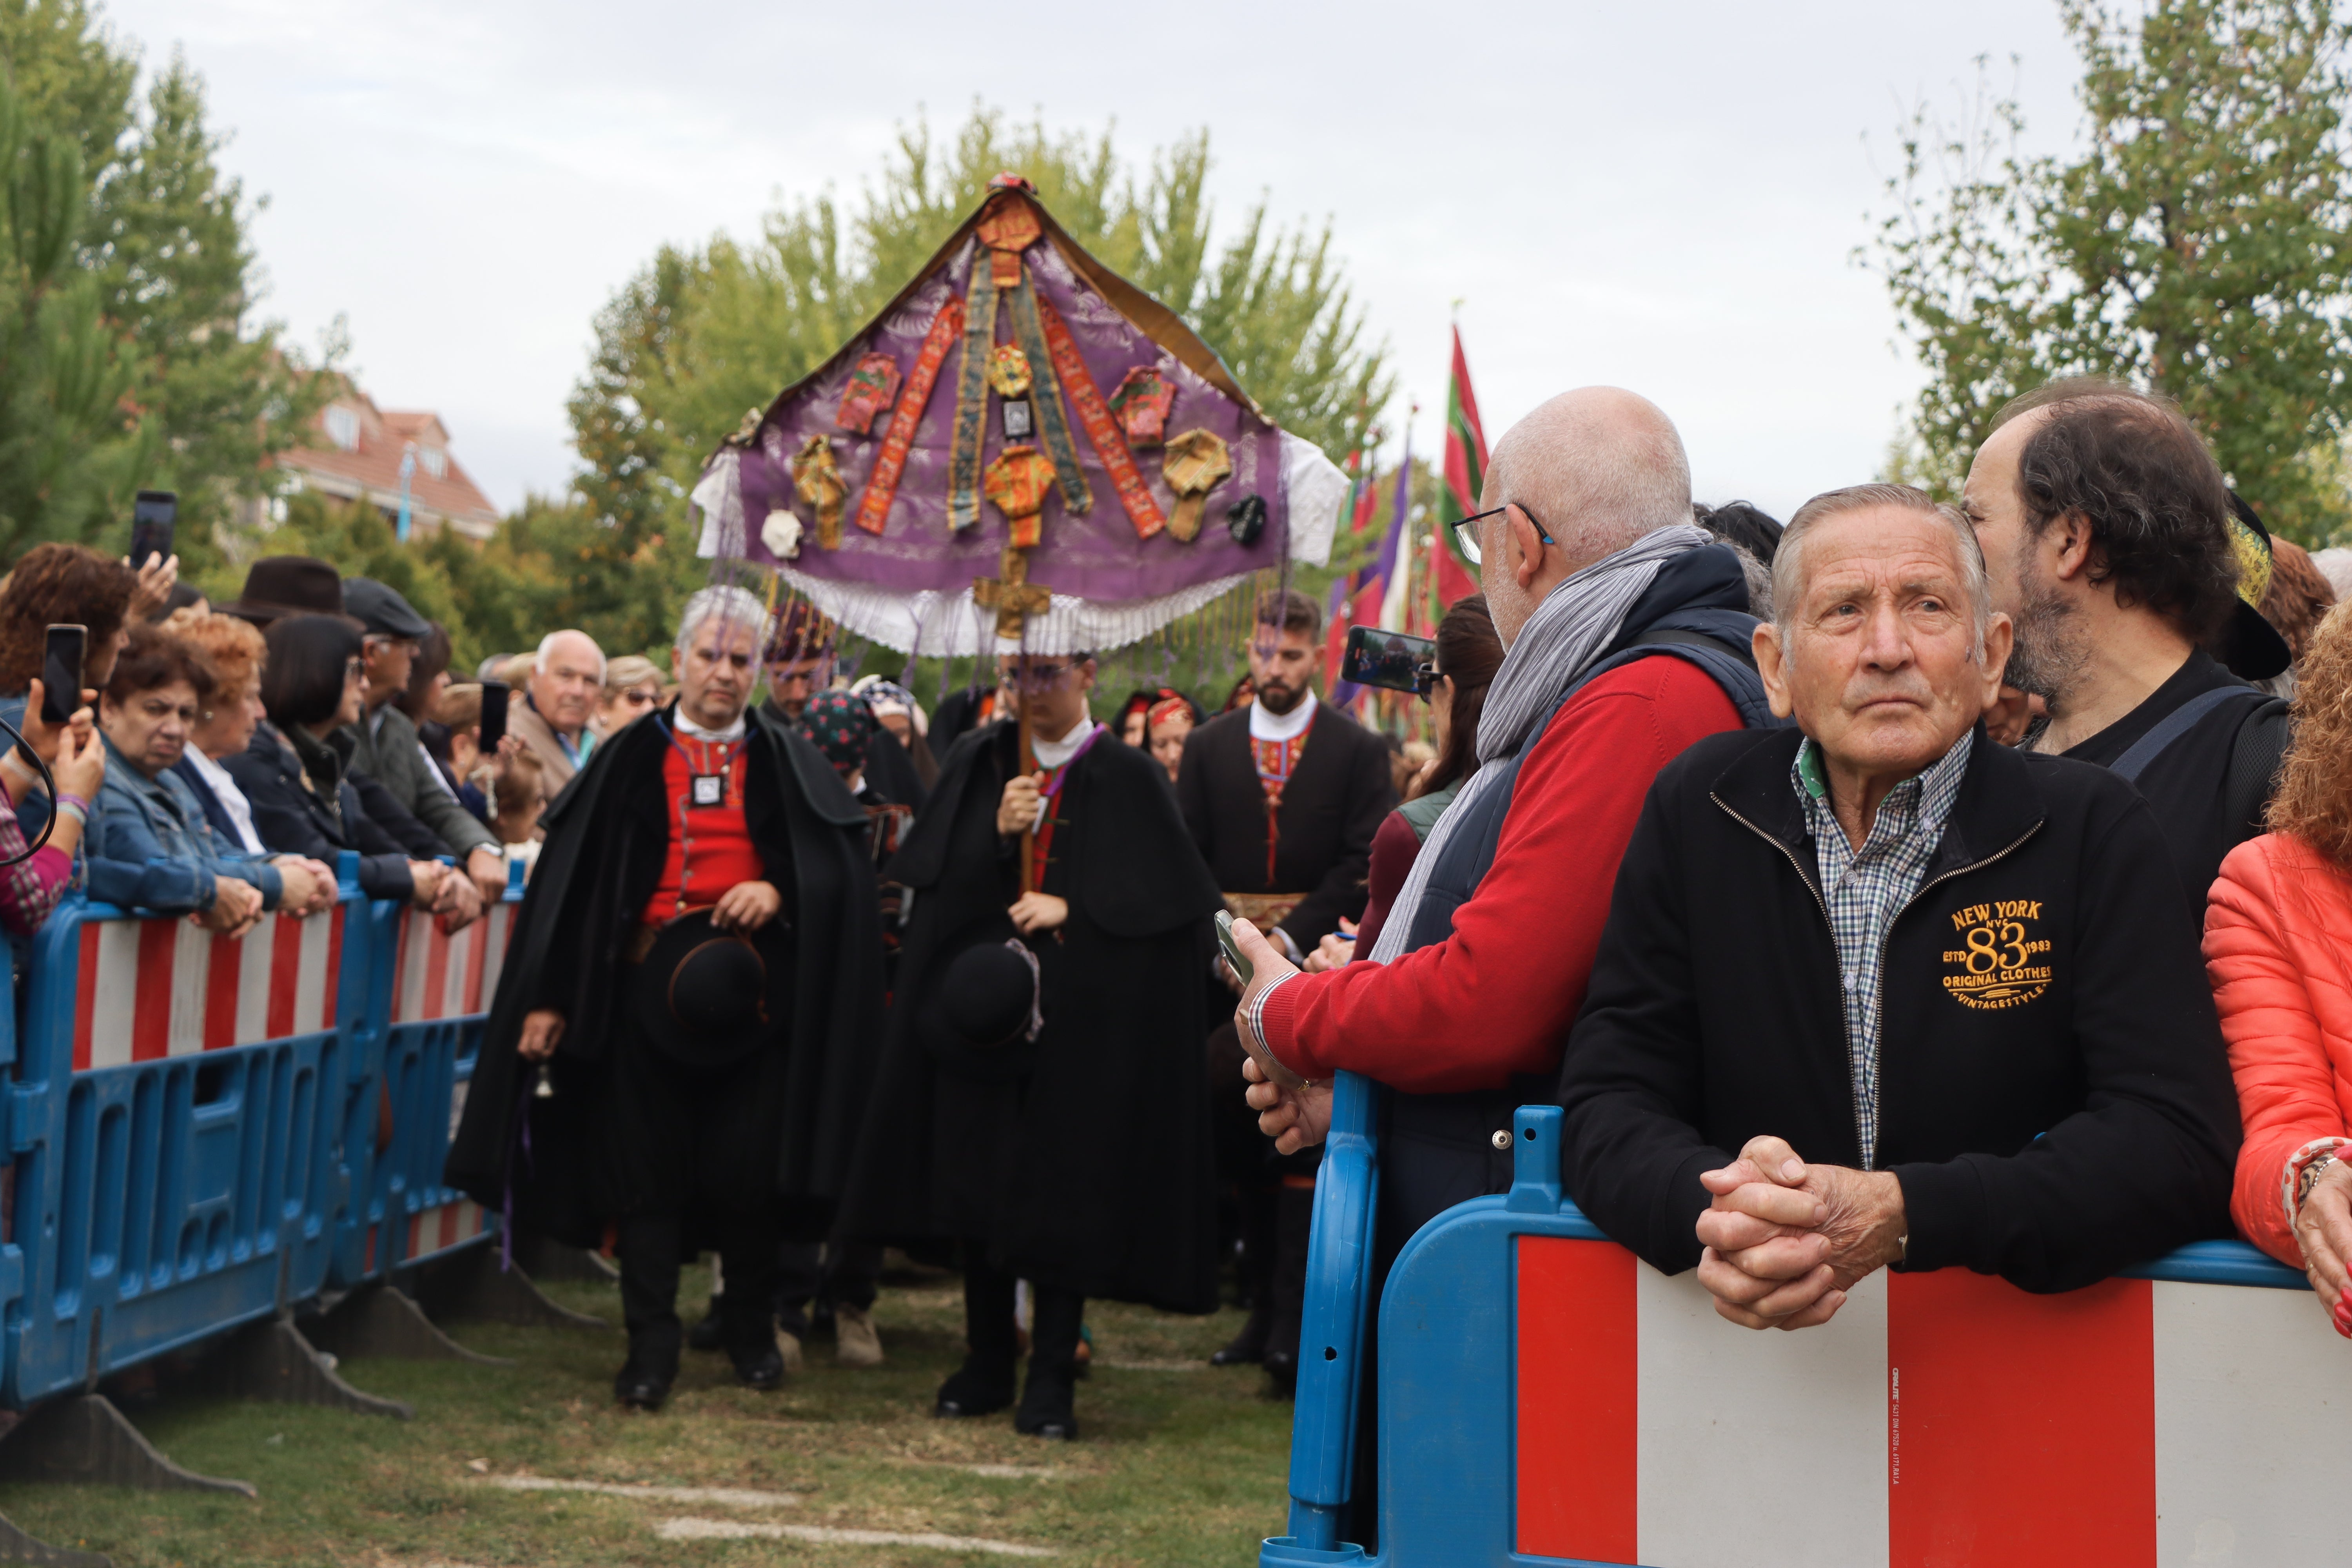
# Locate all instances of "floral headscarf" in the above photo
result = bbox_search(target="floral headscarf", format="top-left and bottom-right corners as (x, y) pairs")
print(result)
(792, 689), (876, 781)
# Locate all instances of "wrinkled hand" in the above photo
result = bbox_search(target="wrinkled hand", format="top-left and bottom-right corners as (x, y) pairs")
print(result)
(272, 858), (325, 918)
(466, 845), (508, 903)
(408, 858), (447, 908)
(2294, 1155), (2352, 1336)
(127, 552), (179, 619)
(997, 773), (1045, 837)
(1983, 684), (2047, 748)
(517, 1008), (565, 1062)
(48, 704), (103, 800)
(1007, 890), (1067, 935)
(1694, 1135), (1906, 1331)
(1305, 917), (1359, 974)
(435, 870), (483, 933)
(712, 878), (782, 933)
(1243, 1054), (1333, 1154)
(200, 875), (267, 938)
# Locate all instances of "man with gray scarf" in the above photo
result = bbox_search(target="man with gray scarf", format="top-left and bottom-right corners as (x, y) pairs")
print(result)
(1230, 385), (1782, 1271)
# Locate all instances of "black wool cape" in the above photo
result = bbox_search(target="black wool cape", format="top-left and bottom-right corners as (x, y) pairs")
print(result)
(444, 704), (884, 1243)
(836, 719), (1225, 1313)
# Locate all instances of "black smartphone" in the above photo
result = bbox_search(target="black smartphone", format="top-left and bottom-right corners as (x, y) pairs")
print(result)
(40, 625), (85, 725)
(129, 490), (177, 571)
(1341, 625), (1437, 695)
(479, 680), (509, 751)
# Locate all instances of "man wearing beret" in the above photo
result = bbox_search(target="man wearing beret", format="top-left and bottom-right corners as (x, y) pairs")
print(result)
(446, 585), (884, 1410)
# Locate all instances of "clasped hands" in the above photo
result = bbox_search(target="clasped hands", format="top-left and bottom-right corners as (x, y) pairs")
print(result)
(1696, 1135), (1906, 1330)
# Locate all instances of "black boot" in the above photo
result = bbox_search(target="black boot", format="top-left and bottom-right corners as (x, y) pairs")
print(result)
(717, 1215), (786, 1389)
(615, 1319), (681, 1409)
(1016, 1286), (1083, 1441)
(938, 1255), (1019, 1417)
(1263, 1180), (1314, 1398)
(615, 1215), (686, 1409)
(1214, 1186), (1278, 1364)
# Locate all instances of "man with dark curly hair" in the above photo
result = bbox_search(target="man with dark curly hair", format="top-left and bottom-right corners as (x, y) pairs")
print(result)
(1965, 379), (2294, 924)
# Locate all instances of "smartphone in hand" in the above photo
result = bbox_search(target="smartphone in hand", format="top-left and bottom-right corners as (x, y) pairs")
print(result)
(130, 490), (177, 572)
(1218, 910), (1307, 1090)
(478, 680), (509, 751)
(1341, 625), (1437, 695)
(40, 625), (86, 726)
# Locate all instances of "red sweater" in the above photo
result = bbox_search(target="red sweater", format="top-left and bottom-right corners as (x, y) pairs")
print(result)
(1261, 655), (1740, 1093)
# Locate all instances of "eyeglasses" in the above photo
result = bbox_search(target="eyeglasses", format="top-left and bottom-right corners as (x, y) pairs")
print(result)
(614, 687), (659, 708)
(1448, 503), (1556, 566)
(342, 658), (365, 683)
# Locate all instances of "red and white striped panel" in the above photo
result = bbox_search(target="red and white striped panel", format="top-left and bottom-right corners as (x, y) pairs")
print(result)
(1516, 1236), (2352, 1567)
(71, 905), (346, 1071)
(389, 902), (514, 1024)
(405, 1198), (487, 1261)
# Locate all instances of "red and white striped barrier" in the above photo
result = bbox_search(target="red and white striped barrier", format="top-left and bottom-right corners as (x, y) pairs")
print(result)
(363, 1198), (489, 1275)
(1515, 1237), (2345, 1567)
(389, 903), (514, 1025)
(71, 906), (347, 1071)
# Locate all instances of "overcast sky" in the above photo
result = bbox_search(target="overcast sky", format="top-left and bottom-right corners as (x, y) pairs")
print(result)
(103, 0), (2082, 521)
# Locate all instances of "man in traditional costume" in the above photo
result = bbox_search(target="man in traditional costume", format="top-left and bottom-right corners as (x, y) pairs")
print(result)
(838, 651), (1223, 1439)
(1176, 588), (1395, 1386)
(445, 585), (884, 1410)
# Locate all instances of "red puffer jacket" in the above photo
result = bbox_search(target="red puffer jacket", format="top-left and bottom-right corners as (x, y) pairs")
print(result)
(2204, 832), (2352, 1267)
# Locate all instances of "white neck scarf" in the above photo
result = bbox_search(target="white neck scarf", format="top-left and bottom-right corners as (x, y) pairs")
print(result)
(1249, 694), (1316, 742)
(675, 710), (746, 743)
(1032, 716), (1100, 770)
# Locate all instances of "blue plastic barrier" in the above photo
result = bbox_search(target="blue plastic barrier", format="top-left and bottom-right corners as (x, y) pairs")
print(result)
(1266, 1080), (2338, 1568)
(6, 876), (372, 1406)
(334, 895), (515, 1283)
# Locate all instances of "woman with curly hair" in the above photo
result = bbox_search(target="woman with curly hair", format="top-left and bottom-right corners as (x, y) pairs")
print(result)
(2207, 600), (2352, 1330)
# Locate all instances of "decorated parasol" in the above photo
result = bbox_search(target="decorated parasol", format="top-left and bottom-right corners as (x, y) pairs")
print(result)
(688, 174), (1348, 661)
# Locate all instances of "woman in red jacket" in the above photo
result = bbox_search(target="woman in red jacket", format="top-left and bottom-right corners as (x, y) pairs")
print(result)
(2208, 601), (2352, 1332)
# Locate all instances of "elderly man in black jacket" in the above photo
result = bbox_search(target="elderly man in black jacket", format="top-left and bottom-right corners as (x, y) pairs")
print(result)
(1559, 482), (2240, 1328)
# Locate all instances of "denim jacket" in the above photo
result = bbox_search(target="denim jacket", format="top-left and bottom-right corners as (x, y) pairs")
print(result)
(84, 735), (283, 914)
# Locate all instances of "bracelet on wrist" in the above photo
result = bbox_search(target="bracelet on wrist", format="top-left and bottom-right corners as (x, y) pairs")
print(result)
(52, 800), (85, 829)
(2285, 1137), (2351, 1228)
(52, 792), (89, 814)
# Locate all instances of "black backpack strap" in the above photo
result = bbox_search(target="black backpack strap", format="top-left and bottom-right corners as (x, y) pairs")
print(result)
(1621, 625), (1759, 672)
(2223, 695), (2293, 837)
(2109, 686), (2269, 784)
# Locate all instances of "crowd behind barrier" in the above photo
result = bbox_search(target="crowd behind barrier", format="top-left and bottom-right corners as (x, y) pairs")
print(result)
(2, 850), (519, 1411)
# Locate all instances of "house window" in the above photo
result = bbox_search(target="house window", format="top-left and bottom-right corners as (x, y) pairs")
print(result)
(325, 405), (360, 451)
(419, 446), (447, 479)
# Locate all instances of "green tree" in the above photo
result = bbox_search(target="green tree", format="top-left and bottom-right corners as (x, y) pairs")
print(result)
(0, 0), (329, 567)
(1872, 0), (2352, 543)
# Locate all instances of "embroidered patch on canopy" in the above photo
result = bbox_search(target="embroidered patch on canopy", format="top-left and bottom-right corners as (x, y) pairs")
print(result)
(1108, 365), (1177, 446)
(986, 344), (1034, 399)
(1160, 428), (1233, 543)
(984, 445), (1058, 550)
(790, 435), (849, 550)
(853, 295), (962, 537)
(835, 352), (903, 434)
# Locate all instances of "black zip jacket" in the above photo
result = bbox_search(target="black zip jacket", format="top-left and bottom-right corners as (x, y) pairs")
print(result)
(1557, 725), (2240, 1294)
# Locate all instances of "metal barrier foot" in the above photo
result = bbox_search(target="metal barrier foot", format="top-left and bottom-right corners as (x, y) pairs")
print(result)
(212, 1319), (413, 1420)
(303, 1284), (513, 1368)
(503, 1231), (619, 1285)
(414, 1247), (606, 1330)
(0, 1393), (257, 1499)
(0, 1511), (117, 1568)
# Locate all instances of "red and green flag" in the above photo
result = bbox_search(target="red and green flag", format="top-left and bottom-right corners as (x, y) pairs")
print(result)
(1431, 325), (1486, 616)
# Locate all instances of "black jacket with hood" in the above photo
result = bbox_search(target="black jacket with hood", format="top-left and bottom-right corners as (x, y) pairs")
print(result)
(1558, 725), (2241, 1294)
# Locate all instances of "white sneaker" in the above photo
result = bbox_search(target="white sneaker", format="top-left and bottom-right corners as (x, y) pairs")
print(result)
(835, 1304), (884, 1368)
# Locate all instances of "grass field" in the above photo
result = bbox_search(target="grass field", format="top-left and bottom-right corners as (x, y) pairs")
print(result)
(0, 1259), (1296, 1567)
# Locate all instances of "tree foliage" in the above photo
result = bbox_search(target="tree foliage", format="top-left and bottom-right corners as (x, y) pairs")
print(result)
(0, 0), (327, 566)
(1872, 0), (2352, 543)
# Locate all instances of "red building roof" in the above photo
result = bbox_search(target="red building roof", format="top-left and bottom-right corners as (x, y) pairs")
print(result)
(276, 383), (500, 540)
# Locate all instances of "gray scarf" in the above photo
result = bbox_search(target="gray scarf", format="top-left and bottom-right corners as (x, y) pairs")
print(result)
(1369, 523), (1710, 963)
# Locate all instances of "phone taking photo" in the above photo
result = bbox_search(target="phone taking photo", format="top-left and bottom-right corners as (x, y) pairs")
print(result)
(40, 625), (85, 726)
(1341, 625), (1437, 695)
(1216, 910), (1308, 1091)
(129, 490), (177, 572)
(478, 680), (509, 752)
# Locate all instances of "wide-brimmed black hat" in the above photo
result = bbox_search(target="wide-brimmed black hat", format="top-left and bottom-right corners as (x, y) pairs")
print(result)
(917, 939), (1042, 1079)
(630, 909), (787, 1066)
(2220, 493), (2293, 682)
(217, 556), (344, 626)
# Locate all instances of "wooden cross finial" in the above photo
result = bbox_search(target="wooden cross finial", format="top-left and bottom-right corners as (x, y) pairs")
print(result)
(974, 545), (1052, 639)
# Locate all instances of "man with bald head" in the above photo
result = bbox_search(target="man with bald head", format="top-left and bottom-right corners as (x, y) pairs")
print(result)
(1230, 388), (1779, 1263)
(513, 628), (606, 792)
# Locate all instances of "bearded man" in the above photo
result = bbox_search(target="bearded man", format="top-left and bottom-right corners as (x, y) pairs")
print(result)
(446, 585), (883, 1411)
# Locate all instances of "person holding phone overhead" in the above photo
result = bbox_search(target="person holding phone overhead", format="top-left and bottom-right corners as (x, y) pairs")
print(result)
(837, 647), (1223, 1441)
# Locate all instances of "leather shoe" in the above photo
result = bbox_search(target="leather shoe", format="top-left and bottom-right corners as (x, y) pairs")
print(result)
(1014, 1374), (1078, 1441)
(1211, 1307), (1270, 1367)
(730, 1339), (786, 1390)
(935, 1360), (1015, 1418)
(614, 1361), (673, 1410)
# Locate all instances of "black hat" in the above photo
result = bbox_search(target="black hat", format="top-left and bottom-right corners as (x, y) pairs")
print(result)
(629, 909), (785, 1066)
(342, 577), (432, 641)
(217, 556), (343, 626)
(2220, 493), (2293, 682)
(940, 941), (1041, 1050)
